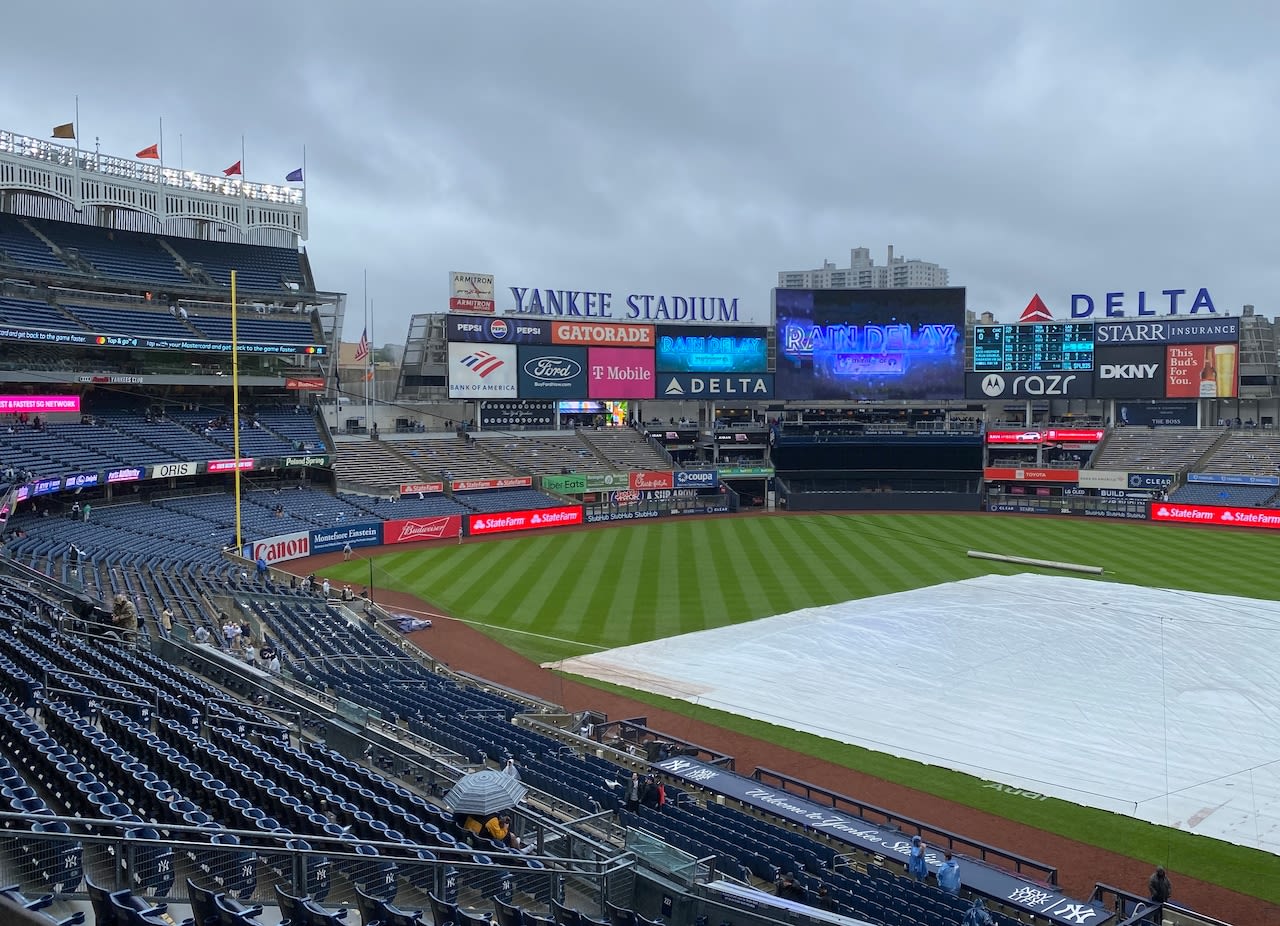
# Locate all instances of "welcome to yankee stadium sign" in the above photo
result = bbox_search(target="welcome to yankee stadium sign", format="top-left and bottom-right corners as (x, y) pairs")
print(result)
(506, 286), (768, 326)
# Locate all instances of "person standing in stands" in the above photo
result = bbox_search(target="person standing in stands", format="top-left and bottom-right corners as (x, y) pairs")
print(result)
(937, 852), (961, 895)
(625, 772), (641, 813)
(110, 593), (138, 649)
(907, 835), (928, 881)
(1148, 867), (1172, 905)
(160, 604), (174, 636)
(961, 897), (993, 926)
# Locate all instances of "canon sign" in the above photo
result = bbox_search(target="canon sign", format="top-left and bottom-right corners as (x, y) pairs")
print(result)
(251, 531), (311, 564)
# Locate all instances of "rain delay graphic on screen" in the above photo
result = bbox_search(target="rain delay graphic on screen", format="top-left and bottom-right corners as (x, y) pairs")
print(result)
(774, 288), (965, 401)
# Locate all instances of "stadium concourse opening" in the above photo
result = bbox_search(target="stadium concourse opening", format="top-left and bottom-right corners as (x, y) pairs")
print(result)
(551, 573), (1280, 857)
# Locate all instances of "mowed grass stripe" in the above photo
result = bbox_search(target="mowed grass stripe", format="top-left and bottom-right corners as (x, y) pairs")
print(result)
(507, 534), (598, 630)
(575, 528), (639, 646)
(720, 518), (791, 617)
(689, 519), (731, 632)
(768, 516), (848, 607)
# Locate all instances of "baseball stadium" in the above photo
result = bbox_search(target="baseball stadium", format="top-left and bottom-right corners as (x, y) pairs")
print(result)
(0, 127), (1276, 926)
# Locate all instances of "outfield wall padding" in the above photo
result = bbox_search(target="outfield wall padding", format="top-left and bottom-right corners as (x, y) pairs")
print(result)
(783, 492), (981, 512)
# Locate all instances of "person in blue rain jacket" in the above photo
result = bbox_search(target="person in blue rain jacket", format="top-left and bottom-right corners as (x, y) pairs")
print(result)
(937, 851), (962, 894)
(907, 835), (928, 881)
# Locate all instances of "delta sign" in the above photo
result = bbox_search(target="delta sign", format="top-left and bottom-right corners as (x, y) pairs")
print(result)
(1019, 288), (1217, 322)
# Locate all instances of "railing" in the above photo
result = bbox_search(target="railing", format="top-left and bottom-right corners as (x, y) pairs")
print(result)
(752, 767), (1058, 886)
(0, 810), (627, 918)
(1090, 883), (1236, 926)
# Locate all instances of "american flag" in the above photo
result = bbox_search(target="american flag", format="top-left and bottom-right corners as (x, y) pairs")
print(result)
(353, 327), (370, 362)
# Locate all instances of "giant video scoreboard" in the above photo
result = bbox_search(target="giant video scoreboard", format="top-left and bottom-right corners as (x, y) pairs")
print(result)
(973, 323), (1095, 372)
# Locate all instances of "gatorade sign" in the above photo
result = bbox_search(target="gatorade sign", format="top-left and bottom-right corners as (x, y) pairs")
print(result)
(467, 505), (583, 536)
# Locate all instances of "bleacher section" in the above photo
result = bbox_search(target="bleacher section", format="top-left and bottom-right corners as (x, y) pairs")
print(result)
(332, 441), (443, 492)
(1167, 483), (1279, 506)
(334, 430), (686, 497)
(0, 408), (328, 475)
(62, 299), (195, 338)
(184, 309), (316, 344)
(393, 438), (518, 480)
(27, 217), (190, 287)
(1090, 426), (1226, 472)
(0, 212), (69, 272)
(1194, 430), (1280, 475)
(164, 236), (303, 292)
(0, 294), (82, 331)
(461, 489), (563, 513)
(474, 434), (612, 475)
(582, 429), (674, 471)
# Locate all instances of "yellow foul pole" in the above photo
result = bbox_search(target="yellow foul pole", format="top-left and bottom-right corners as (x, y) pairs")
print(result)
(231, 270), (243, 551)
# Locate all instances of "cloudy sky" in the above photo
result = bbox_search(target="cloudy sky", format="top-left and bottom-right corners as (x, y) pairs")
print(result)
(5, 2), (1277, 342)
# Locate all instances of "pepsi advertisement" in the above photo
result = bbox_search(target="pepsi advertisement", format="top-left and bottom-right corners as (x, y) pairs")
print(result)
(774, 288), (965, 401)
(447, 314), (552, 344)
(655, 325), (769, 373)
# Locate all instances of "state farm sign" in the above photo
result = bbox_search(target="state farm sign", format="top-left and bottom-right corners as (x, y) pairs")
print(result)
(249, 530), (310, 564)
(630, 470), (674, 491)
(451, 477), (533, 492)
(1149, 503), (1280, 530)
(399, 482), (444, 496)
(384, 516), (462, 544)
(467, 505), (583, 536)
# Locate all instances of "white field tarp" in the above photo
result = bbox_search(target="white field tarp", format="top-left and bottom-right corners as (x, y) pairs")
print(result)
(548, 574), (1280, 855)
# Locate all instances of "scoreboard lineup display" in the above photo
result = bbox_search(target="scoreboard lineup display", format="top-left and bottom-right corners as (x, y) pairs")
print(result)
(973, 324), (1095, 372)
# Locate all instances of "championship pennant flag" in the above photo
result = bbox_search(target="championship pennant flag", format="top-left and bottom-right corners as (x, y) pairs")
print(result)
(52, 123), (75, 140)
(136, 144), (159, 160)
(224, 160), (243, 177)
(353, 327), (370, 362)
(285, 167), (304, 182)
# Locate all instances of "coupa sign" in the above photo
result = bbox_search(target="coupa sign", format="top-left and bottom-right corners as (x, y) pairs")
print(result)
(246, 530), (310, 565)
(674, 470), (718, 489)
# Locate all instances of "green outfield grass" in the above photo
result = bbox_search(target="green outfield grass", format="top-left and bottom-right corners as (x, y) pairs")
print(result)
(321, 513), (1280, 902)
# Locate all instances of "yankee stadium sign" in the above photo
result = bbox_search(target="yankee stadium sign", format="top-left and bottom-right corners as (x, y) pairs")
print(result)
(507, 286), (765, 325)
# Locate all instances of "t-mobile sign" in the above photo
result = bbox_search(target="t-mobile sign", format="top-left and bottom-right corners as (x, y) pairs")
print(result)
(588, 347), (655, 399)
(0, 395), (81, 413)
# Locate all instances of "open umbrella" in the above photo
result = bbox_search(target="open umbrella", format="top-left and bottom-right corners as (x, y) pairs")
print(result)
(443, 769), (528, 816)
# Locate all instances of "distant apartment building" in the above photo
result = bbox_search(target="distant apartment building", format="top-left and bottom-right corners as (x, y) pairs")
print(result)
(778, 245), (950, 289)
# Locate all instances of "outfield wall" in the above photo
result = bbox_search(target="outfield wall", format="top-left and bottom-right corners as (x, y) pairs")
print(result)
(782, 491), (980, 512)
